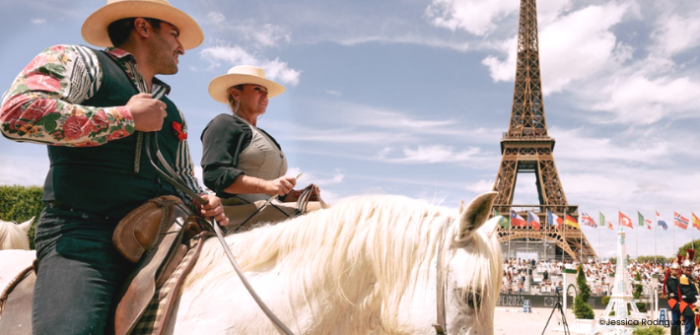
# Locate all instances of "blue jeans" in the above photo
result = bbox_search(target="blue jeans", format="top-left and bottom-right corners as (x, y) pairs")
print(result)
(32, 207), (135, 335)
(683, 313), (695, 335)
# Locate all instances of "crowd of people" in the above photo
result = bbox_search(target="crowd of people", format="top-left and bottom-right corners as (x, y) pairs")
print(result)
(501, 258), (683, 296)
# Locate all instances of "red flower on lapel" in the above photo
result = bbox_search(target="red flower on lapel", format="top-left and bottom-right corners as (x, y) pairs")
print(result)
(172, 121), (187, 141)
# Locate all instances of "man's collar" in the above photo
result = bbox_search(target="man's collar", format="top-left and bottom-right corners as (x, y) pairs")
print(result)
(105, 47), (172, 95)
(106, 47), (134, 60)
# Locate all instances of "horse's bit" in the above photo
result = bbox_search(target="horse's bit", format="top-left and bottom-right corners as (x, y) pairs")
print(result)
(143, 131), (295, 335)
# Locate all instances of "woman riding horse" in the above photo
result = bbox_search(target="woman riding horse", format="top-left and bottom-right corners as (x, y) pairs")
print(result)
(201, 66), (324, 229)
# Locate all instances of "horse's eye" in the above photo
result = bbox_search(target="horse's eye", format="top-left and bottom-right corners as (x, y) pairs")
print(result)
(465, 291), (482, 309)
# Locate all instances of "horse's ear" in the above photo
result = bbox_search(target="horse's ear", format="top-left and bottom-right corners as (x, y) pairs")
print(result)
(458, 200), (466, 214)
(19, 217), (34, 233)
(459, 192), (498, 235)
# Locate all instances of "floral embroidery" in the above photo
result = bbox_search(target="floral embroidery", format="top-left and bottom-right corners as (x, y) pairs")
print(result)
(0, 45), (137, 146)
(172, 121), (187, 141)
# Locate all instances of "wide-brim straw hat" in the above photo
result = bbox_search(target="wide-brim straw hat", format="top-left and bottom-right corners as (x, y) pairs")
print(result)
(209, 65), (285, 104)
(82, 0), (204, 50)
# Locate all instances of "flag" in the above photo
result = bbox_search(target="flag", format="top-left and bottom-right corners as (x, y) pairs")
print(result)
(675, 212), (689, 230)
(607, 220), (614, 230)
(656, 211), (668, 230)
(547, 209), (563, 229)
(599, 212), (605, 227)
(693, 213), (700, 230)
(637, 211), (645, 228)
(619, 211), (633, 229)
(494, 209), (510, 228)
(581, 212), (596, 227)
(527, 211), (541, 231)
(645, 218), (652, 230)
(564, 213), (580, 229)
(510, 210), (527, 227)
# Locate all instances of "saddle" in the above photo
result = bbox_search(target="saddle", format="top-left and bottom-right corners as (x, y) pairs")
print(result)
(0, 195), (209, 335)
(224, 183), (328, 232)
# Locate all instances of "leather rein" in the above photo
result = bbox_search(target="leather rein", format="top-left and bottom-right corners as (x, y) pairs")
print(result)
(144, 128), (450, 335)
(143, 131), (295, 335)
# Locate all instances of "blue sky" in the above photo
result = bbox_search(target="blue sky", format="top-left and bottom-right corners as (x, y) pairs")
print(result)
(1, 0), (699, 258)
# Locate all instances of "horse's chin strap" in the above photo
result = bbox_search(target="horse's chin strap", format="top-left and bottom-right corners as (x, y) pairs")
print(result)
(144, 132), (295, 335)
(433, 226), (449, 335)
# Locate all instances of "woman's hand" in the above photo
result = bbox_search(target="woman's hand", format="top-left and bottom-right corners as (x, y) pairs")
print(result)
(262, 176), (296, 196)
(282, 184), (321, 202)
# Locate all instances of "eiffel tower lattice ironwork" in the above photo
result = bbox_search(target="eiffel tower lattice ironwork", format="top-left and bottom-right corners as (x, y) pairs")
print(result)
(492, 0), (596, 261)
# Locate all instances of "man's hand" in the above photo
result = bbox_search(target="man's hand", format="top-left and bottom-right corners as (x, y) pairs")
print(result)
(127, 93), (168, 132)
(196, 194), (229, 227)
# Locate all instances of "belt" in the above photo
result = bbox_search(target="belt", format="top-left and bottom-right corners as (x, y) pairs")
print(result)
(45, 201), (113, 221)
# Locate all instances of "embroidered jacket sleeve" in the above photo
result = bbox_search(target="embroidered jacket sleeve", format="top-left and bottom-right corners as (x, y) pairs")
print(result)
(0, 45), (134, 146)
(200, 114), (252, 195)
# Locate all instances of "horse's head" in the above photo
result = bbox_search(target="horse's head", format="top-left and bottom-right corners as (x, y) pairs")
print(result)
(442, 191), (502, 335)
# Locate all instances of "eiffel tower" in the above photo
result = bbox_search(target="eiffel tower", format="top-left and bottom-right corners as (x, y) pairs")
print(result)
(492, 0), (596, 261)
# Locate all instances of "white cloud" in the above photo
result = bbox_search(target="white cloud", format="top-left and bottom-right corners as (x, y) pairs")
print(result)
(466, 179), (494, 193)
(31, 18), (46, 24)
(286, 168), (344, 188)
(200, 46), (301, 86)
(651, 10), (700, 56)
(204, 14), (291, 48)
(393, 145), (481, 163)
(481, 2), (632, 95)
(324, 90), (341, 97)
(591, 75), (700, 124)
(424, 0), (573, 37)
(207, 12), (225, 25)
(425, 0), (518, 36)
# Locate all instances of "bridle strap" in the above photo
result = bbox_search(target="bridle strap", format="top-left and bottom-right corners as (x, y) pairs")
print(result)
(433, 226), (449, 335)
(144, 132), (295, 335)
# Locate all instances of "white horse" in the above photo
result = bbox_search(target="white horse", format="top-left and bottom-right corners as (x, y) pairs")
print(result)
(169, 192), (502, 334)
(0, 217), (33, 250)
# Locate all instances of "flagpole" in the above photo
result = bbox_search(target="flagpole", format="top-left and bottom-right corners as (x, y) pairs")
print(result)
(508, 212), (512, 260)
(562, 209), (565, 265)
(636, 218), (639, 261)
(654, 221), (657, 264)
(673, 220), (676, 255)
(544, 210), (548, 259)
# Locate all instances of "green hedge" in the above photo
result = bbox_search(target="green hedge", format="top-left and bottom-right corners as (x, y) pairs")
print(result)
(633, 325), (664, 335)
(0, 185), (44, 249)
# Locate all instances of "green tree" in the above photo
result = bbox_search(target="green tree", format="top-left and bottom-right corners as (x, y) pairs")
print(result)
(633, 271), (643, 299)
(636, 256), (673, 264)
(0, 185), (44, 249)
(574, 264), (595, 319)
(677, 242), (700, 263)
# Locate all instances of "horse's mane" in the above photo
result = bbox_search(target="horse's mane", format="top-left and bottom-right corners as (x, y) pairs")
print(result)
(0, 220), (30, 250)
(186, 195), (500, 329)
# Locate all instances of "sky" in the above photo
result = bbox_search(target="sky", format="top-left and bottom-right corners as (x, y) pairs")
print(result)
(1, 0), (699, 259)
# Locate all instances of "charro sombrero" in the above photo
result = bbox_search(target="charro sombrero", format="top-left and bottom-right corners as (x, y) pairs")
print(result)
(208, 65), (286, 104)
(82, 0), (203, 50)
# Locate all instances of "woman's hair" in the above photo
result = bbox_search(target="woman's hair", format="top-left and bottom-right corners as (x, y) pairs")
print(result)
(226, 84), (245, 114)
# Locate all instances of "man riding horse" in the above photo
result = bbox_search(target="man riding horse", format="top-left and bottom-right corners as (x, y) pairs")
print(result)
(0, 0), (228, 333)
